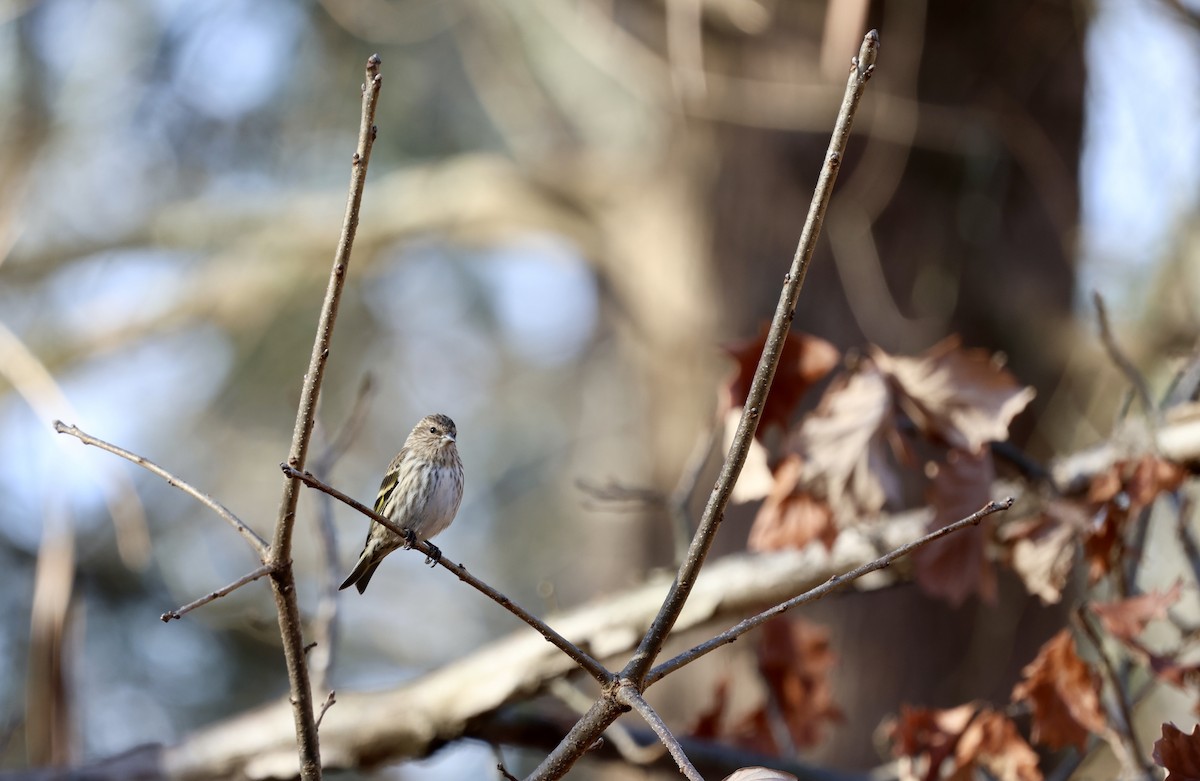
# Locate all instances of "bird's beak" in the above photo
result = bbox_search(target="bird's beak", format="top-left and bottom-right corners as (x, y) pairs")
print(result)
(442, 433), (456, 445)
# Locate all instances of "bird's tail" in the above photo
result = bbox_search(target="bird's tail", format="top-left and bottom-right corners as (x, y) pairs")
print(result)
(339, 550), (382, 594)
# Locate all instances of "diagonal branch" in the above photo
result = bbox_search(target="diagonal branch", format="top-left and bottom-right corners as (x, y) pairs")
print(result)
(267, 54), (384, 781)
(646, 498), (1013, 685)
(53, 421), (269, 558)
(531, 32), (881, 781)
(1093, 292), (1154, 418)
(160, 564), (274, 623)
(621, 29), (880, 686)
(615, 684), (703, 781)
(283, 464), (614, 685)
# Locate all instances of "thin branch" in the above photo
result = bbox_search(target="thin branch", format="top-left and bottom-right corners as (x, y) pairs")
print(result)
(1074, 609), (1153, 776)
(622, 31), (880, 687)
(528, 32), (881, 780)
(268, 54), (384, 781)
(160, 564), (274, 623)
(615, 684), (704, 781)
(528, 697), (624, 781)
(53, 421), (269, 558)
(646, 498), (1013, 685)
(309, 374), (375, 693)
(314, 690), (336, 730)
(667, 425), (719, 564)
(1094, 292), (1154, 418)
(313, 373), (375, 472)
(283, 465), (614, 685)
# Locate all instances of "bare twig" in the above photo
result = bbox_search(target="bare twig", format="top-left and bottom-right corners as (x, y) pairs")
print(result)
(268, 54), (384, 781)
(314, 691), (336, 730)
(576, 479), (665, 508)
(159, 564), (274, 623)
(1074, 609), (1152, 775)
(53, 422), (269, 558)
(1094, 292), (1154, 418)
(647, 498), (1013, 684)
(615, 684), (703, 781)
(496, 756), (519, 781)
(309, 374), (375, 693)
(283, 465), (614, 685)
(532, 32), (880, 781)
(667, 426), (719, 564)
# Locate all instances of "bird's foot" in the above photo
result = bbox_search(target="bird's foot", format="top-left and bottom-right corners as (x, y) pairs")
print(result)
(424, 543), (442, 567)
(402, 528), (417, 549)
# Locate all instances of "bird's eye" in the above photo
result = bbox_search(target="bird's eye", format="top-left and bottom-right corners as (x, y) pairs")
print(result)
(429, 426), (437, 434)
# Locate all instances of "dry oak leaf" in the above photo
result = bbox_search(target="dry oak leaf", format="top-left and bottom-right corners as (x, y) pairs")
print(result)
(723, 325), (840, 438)
(1155, 722), (1200, 780)
(796, 363), (902, 519)
(1011, 629), (1107, 752)
(886, 703), (1040, 781)
(757, 617), (843, 749)
(689, 675), (730, 742)
(689, 677), (776, 757)
(887, 703), (977, 778)
(1085, 456), (1188, 582)
(996, 504), (1082, 605)
(912, 449), (998, 607)
(956, 708), (1042, 781)
(1089, 456), (1187, 511)
(872, 337), (1036, 453)
(1090, 581), (1184, 644)
(748, 454), (838, 552)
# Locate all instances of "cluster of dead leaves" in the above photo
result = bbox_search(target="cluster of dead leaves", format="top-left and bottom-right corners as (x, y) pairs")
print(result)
(886, 630), (1101, 781)
(887, 583), (1200, 779)
(995, 454), (1189, 607)
(725, 328), (1198, 612)
(725, 329), (1034, 605)
(690, 617), (842, 757)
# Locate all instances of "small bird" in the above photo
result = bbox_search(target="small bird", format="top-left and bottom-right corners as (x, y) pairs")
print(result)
(339, 413), (464, 594)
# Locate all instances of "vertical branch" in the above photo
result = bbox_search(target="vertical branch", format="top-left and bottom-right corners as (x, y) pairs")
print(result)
(268, 54), (383, 781)
(530, 30), (881, 781)
(621, 30), (879, 685)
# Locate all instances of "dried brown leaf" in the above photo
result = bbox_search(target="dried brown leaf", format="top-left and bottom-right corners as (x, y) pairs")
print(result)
(748, 455), (838, 551)
(956, 709), (1042, 781)
(797, 363), (901, 518)
(872, 337), (1036, 453)
(1154, 722), (1200, 780)
(912, 449), (997, 607)
(1090, 581), (1183, 643)
(1011, 629), (1107, 752)
(887, 703), (977, 777)
(1001, 512), (1078, 605)
(724, 325), (840, 437)
(1085, 456), (1188, 582)
(758, 617), (842, 749)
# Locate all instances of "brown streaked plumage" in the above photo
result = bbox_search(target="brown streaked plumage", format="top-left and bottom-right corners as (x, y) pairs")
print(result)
(339, 413), (464, 594)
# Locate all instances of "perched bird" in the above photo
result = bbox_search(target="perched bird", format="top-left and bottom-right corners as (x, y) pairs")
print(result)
(339, 413), (464, 594)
